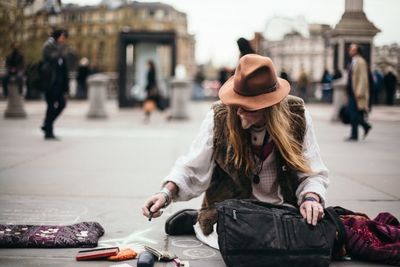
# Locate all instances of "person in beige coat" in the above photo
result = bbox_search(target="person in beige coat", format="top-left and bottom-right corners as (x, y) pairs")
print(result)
(345, 43), (372, 141)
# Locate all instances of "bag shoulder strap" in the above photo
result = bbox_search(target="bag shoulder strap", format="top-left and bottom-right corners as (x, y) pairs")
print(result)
(325, 207), (347, 253)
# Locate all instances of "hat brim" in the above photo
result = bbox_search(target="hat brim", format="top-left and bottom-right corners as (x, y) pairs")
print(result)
(218, 76), (291, 111)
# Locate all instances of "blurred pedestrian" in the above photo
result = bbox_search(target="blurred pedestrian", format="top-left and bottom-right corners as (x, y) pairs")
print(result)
(75, 57), (90, 99)
(192, 65), (205, 101)
(2, 43), (24, 97)
(40, 28), (69, 140)
(280, 69), (291, 83)
(237, 37), (255, 58)
(383, 70), (397, 106)
(143, 60), (158, 123)
(218, 67), (229, 89)
(367, 66), (374, 111)
(297, 69), (309, 102)
(371, 69), (383, 105)
(332, 68), (342, 81)
(345, 43), (371, 141)
(320, 69), (333, 103)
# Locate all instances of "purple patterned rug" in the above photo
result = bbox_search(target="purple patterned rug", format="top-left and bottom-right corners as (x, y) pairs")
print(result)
(0, 222), (104, 248)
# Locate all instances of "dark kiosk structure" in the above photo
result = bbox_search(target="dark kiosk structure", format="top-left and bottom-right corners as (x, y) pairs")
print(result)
(117, 31), (177, 107)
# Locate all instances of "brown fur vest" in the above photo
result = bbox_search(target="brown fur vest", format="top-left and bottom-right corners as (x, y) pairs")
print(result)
(197, 95), (307, 235)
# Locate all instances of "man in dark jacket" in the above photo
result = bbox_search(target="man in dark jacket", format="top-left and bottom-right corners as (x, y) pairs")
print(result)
(40, 29), (69, 140)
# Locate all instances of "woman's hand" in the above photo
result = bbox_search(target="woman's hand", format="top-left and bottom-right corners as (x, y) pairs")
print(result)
(299, 193), (324, 226)
(142, 182), (178, 220)
(142, 193), (167, 219)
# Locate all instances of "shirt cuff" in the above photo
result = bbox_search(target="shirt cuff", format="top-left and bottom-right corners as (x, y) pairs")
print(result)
(162, 176), (193, 202)
(297, 180), (327, 207)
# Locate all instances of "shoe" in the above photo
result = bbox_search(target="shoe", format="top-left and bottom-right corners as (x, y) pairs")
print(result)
(344, 137), (358, 142)
(363, 125), (372, 139)
(44, 134), (60, 141)
(165, 209), (198, 235)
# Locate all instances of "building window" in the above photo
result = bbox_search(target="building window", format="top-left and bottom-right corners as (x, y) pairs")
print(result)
(97, 41), (105, 70)
(100, 12), (106, 23)
(155, 9), (164, 20)
(141, 9), (147, 19)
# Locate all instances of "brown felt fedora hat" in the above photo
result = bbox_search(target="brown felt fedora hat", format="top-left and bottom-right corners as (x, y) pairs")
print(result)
(219, 54), (290, 111)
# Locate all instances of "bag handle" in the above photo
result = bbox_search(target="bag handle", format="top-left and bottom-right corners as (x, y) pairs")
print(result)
(325, 207), (347, 253)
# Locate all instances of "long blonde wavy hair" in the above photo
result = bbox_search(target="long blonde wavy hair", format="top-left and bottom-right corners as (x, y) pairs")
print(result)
(226, 99), (312, 177)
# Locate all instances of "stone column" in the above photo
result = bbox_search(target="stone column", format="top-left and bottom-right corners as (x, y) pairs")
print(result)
(345, 0), (363, 12)
(328, 0), (380, 73)
(4, 77), (27, 118)
(87, 74), (109, 118)
(331, 73), (348, 121)
(169, 78), (191, 120)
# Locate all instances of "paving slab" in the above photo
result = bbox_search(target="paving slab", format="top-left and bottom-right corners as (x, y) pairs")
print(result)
(0, 100), (399, 266)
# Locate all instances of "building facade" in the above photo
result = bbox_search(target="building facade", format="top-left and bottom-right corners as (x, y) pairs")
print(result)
(21, 1), (195, 75)
(261, 21), (333, 83)
(374, 44), (400, 76)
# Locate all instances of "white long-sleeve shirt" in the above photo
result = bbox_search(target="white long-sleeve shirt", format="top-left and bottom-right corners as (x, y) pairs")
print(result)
(163, 108), (329, 206)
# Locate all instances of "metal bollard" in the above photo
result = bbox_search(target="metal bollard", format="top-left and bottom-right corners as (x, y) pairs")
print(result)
(4, 76), (27, 118)
(87, 73), (109, 118)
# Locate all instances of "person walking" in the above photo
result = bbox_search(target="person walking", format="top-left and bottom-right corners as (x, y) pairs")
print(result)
(371, 69), (383, 105)
(192, 65), (205, 101)
(142, 55), (328, 249)
(143, 60), (159, 123)
(383, 70), (397, 106)
(280, 69), (291, 84)
(40, 29), (69, 140)
(345, 43), (372, 141)
(320, 69), (333, 103)
(2, 43), (24, 97)
(75, 57), (90, 99)
(297, 69), (309, 102)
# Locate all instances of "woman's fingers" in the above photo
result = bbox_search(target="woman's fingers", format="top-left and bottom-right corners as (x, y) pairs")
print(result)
(312, 204), (320, 226)
(300, 201), (324, 226)
(142, 194), (166, 219)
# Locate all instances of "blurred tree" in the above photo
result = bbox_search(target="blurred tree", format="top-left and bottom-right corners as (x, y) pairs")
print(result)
(0, 0), (34, 63)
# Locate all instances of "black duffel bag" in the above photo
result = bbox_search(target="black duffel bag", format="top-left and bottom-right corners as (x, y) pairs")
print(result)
(216, 199), (345, 267)
(339, 105), (351, 124)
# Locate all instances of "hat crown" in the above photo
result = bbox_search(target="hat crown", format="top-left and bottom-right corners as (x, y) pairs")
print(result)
(234, 55), (278, 97)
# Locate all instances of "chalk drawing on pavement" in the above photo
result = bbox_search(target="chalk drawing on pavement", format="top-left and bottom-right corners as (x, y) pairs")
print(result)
(182, 248), (216, 259)
(172, 239), (203, 248)
(98, 228), (158, 251)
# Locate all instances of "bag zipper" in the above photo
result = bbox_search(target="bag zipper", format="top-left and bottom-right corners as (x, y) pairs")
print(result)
(225, 248), (330, 256)
(232, 209), (237, 220)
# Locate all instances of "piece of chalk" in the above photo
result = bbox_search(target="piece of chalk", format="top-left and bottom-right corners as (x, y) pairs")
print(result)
(137, 251), (155, 267)
(148, 212), (153, 221)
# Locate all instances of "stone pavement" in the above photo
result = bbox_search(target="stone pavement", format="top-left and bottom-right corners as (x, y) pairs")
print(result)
(0, 99), (399, 267)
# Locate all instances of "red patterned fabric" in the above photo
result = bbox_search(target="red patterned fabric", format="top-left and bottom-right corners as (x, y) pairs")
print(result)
(342, 212), (400, 266)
